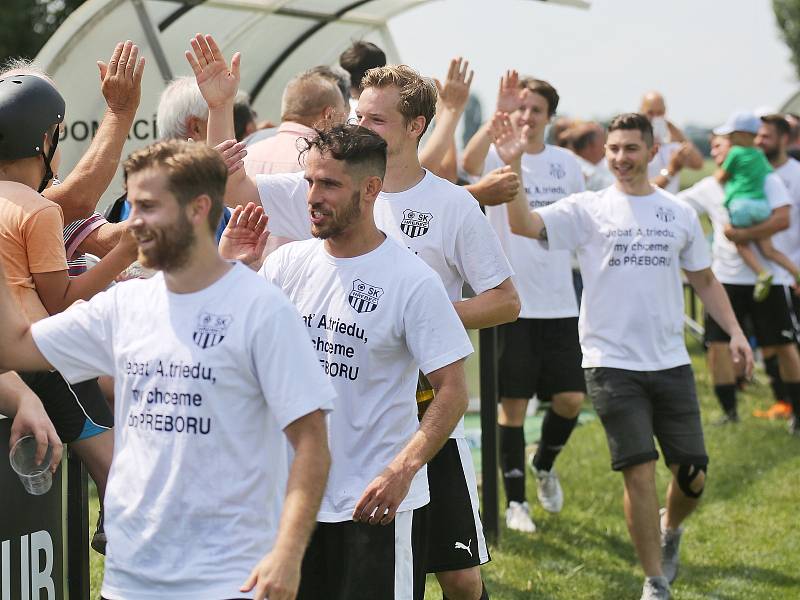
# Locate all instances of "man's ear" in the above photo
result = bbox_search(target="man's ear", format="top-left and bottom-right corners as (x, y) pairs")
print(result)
(362, 175), (383, 203)
(187, 194), (212, 225)
(188, 116), (204, 140)
(648, 142), (659, 162)
(407, 115), (427, 141)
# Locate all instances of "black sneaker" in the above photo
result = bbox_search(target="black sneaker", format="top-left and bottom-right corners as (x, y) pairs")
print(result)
(91, 510), (106, 555)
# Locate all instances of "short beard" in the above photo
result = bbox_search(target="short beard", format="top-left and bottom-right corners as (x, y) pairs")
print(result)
(311, 191), (362, 240)
(763, 146), (780, 162)
(138, 212), (196, 272)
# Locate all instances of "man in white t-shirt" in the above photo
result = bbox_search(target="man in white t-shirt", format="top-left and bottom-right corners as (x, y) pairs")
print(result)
(461, 72), (587, 534)
(502, 113), (753, 600)
(0, 139), (334, 600)
(222, 124), (474, 599)
(202, 42), (515, 597)
(640, 92), (704, 194)
(755, 114), (800, 427)
(678, 132), (800, 430)
(356, 64), (518, 600)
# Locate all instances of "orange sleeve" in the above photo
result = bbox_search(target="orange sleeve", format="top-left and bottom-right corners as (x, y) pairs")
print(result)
(22, 205), (68, 274)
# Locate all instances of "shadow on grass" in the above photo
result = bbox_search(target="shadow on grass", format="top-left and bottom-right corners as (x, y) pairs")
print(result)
(680, 562), (800, 599)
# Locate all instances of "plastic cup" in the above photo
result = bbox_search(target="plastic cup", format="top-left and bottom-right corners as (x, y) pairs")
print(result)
(9, 436), (53, 495)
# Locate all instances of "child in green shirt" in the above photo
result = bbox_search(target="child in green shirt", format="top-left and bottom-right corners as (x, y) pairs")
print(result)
(715, 111), (800, 301)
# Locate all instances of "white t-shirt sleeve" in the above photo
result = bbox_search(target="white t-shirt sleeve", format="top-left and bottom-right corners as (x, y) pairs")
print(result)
(677, 183), (709, 215)
(765, 172), (792, 210)
(30, 287), (116, 382)
(260, 245), (289, 287)
(680, 210), (713, 272)
(403, 275), (473, 375)
(535, 194), (592, 252)
(256, 173), (311, 241)
(453, 204), (513, 295)
(249, 301), (335, 430)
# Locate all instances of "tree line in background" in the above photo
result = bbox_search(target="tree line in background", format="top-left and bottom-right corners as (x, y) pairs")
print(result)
(0, 0), (87, 63)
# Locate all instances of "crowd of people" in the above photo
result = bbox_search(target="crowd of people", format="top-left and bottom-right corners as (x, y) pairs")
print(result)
(0, 30), (798, 600)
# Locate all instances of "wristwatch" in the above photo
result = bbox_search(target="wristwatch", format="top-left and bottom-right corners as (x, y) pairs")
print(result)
(659, 168), (672, 180)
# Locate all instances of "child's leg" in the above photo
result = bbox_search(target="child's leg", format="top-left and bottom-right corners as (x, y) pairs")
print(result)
(757, 237), (800, 279)
(736, 241), (766, 275)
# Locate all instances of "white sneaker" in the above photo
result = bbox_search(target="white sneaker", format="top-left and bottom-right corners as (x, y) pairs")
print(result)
(640, 576), (671, 599)
(505, 501), (536, 532)
(535, 468), (564, 513)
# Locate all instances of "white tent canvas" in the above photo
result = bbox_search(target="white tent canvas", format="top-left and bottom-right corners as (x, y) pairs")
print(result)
(36, 0), (425, 209)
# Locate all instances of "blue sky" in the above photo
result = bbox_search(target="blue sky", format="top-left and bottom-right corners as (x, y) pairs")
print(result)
(389, 0), (797, 128)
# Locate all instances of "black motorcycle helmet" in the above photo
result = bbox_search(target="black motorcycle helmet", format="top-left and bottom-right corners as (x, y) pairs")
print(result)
(0, 73), (65, 192)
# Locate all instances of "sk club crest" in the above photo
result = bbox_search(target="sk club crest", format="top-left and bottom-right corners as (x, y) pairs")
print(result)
(349, 279), (384, 313)
(193, 312), (232, 349)
(656, 206), (676, 223)
(549, 162), (566, 179)
(400, 209), (433, 238)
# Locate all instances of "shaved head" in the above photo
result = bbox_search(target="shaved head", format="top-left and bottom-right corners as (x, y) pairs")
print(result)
(640, 91), (666, 119)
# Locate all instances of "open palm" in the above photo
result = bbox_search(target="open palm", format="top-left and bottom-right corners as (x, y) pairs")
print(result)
(491, 112), (525, 165)
(219, 203), (269, 268)
(185, 33), (240, 109)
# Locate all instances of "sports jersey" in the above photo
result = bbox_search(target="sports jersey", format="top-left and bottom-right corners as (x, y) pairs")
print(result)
(537, 185), (711, 371)
(483, 145), (585, 318)
(31, 263), (335, 600)
(262, 237), (473, 522)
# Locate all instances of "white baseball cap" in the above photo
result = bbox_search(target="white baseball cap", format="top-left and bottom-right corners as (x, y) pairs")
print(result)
(713, 110), (762, 135)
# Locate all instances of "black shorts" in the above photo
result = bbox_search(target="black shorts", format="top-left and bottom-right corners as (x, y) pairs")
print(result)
(418, 438), (490, 573)
(297, 510), (426, 600)
(705, 284), (797, 348)
(19, 371), (112, 443)
(584, 365), (708, 471)
(498, 317), (585, 399)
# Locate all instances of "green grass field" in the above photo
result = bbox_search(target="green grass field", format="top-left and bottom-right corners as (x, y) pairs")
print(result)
(87, 336), (800, 599)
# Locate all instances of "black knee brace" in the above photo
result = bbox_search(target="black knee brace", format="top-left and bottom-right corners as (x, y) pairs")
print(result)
(677, 463), (707, 498)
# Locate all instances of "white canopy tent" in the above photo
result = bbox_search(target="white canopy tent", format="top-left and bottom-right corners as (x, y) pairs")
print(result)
(35, 0), (589, 208)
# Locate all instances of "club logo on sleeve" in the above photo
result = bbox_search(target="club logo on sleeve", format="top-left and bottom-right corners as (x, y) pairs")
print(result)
(656, 206), (676, 223)
(348, 279), (384, 313)
(549, 163), (566, 179)
(400, 209), (433, 238)
(193, 312), (233, 349)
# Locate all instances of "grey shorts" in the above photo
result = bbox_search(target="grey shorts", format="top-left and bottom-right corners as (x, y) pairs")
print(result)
(584, 365), (708, 471)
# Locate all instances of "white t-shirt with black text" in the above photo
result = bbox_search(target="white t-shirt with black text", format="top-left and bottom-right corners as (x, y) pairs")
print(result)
(678, 173), (792, 285)
(30, 264), (335, 600)
(261, 237), (473, 522)
(484, 145), (585, 318)
(537, 186), (712, 371)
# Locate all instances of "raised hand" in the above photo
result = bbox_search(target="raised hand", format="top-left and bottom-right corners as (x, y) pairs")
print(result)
(434, 57), (474, 114)
(496, 69), (521, 113)
(97, 40), (145, 116)
(213, 139), (248, 175)
(185, 33), (240, 109)
(490, 112), (526, 165)
(218, 203), (269, 269)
